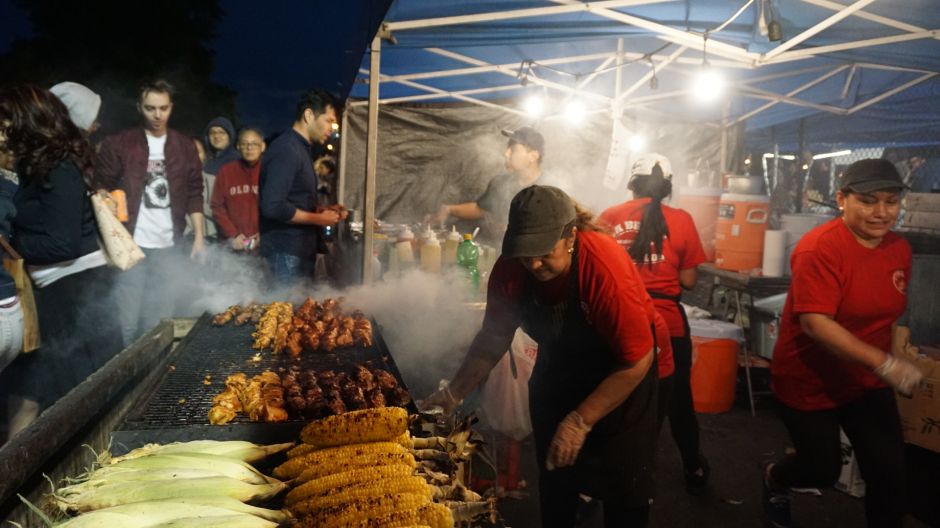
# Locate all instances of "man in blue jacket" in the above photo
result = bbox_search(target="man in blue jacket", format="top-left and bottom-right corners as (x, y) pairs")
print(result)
(259, 90), (341, 286)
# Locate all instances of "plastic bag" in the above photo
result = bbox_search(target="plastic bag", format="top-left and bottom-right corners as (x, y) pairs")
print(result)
(480, 328), (538, 440)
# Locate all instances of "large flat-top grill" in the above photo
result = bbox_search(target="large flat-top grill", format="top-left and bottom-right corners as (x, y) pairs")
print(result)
(112, 313), (411, 452)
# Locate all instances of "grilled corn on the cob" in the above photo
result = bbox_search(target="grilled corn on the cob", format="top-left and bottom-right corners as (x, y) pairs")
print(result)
(290, 475), (431, 514)
(299, 407), (409, 447)
(301, 492), (430, 528)
(274, 441), (408, 479)
(287, 464), (415, 501)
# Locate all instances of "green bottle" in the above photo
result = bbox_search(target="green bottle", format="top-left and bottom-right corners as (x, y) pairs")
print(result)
(456, 234), (480, 296)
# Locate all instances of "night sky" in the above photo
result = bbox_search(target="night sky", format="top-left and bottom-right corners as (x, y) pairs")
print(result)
(0, 0), (391, 135)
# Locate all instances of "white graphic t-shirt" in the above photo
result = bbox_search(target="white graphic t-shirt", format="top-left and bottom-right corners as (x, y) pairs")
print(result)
(133, 133), (175, 248)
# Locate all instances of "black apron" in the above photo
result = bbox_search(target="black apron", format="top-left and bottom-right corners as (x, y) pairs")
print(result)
(523, 242), (659, 505)
(646, 290), (690, 338)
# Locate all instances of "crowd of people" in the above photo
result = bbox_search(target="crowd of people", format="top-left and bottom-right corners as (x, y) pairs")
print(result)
(0, 80), (342, 441)
(0, 77), (925, 528)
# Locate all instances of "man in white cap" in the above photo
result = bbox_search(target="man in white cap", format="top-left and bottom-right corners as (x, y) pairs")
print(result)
(49, 82), (102, 133)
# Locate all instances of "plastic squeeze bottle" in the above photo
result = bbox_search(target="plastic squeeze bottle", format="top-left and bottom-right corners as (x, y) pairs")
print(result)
(396, 226), (416, 268)
(443, 226), (461, 266)
(456, 233), (480, 295)
(420, 228), (442, 273)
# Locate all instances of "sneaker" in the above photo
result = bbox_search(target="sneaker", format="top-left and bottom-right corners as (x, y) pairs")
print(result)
(684, 454), (710, 496)
(762, 462), (792, 528)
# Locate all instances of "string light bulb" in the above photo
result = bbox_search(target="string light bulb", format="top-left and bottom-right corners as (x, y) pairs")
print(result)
(523, 95), (545, 117)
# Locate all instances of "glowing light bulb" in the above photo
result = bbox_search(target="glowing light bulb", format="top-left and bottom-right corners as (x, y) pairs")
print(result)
(331, 122), (340, 130)
(564, 100), (586, 124)
(523, 95), (544, 117)
(692, 67), (725, 103)
(628, 135), (646, 152)
(326, 144), (334, 150)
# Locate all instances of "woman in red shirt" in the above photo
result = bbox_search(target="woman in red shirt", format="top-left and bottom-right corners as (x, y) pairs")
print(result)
(763, 159), (922, 528)
(424, 186), (662, 527)
(600, 153), (709, 495)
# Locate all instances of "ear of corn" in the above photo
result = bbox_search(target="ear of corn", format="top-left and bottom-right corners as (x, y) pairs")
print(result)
(290, 475), (431, 514)
(149, 514), (278, 527)
(273, 441), (409, 479)
(302, 492), (430, 528)
(300, 407), (409, 447)
(289, 464), (415, 501)
(51, 497), (288, 527)
(287, 431), (411, 459)
(53, 477), (287, 514)
(314, 502), (453, 528)
(101, 453), (276, 485)
(104, 441), (294, 464)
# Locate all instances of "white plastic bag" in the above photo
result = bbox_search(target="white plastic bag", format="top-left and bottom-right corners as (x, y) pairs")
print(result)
(480, 328), (538, 440)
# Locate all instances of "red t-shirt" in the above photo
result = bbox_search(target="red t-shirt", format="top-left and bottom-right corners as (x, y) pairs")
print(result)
(771, 218), (911, 411)
(211, 159), (260, 239)
(600, 198), (707, 337)
(482, 230), (674, 378)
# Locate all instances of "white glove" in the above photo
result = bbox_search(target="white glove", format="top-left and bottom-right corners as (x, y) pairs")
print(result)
(546, 411), (592, 470)
(874, 355), (924, 396)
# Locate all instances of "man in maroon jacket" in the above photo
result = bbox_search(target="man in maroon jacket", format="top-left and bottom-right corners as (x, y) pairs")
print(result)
(211, 127), (265, 252)
(97, 79), (206, 345)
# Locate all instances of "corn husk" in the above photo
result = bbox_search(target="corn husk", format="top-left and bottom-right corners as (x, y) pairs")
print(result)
(96, 452), (277, 484)
(103, 441), (294, 465)
(151, 514), (278, 527)
(53, 477), (287, 514)
(53, 497), (287, 527)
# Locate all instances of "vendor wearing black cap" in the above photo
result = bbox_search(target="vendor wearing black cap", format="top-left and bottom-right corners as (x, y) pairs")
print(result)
(423, 185), (661, 527)
(763, 159), (922, 528)
(431, 126), (547, 245)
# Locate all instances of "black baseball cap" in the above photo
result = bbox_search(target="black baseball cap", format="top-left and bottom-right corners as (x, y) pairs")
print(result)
(501, 126), (544, 158)
(840, 159), (908, 193)
(502, 185), (576, 258)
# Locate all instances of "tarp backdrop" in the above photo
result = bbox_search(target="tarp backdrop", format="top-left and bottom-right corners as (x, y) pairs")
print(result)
(343, 104), (724, 223)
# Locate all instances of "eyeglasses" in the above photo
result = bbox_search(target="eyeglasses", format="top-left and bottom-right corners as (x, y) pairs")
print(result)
(238, 142), (263, 149)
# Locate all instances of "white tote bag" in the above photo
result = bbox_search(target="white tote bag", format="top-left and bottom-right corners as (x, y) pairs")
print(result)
(89, 191), (146, 271)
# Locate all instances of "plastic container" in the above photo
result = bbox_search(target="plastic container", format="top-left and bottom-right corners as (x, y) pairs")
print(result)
(443, 226), (461, 266)
(780, 213), (832, 275)
(677, 186), (722, 262)
(395, 226), (416, 267)
(750, 293), (788, 360)
(420, 228), (442, 273)
(689, 319), (744, 413)
(714, 193), (770, 272)
(456, 234), (481, 296)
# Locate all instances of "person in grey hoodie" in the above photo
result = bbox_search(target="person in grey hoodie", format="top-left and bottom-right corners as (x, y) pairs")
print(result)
(197, 117), (239, 240)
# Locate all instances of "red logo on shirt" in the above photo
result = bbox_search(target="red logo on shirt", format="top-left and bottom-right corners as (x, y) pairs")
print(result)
(892, 270), (907, 294)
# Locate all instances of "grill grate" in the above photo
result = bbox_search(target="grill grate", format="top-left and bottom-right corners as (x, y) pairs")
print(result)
(123, 314), (412, 431)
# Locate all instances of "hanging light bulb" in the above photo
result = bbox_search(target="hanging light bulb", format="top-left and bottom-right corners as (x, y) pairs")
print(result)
(692, 66), (725, 103)
(564, 100), (586, 124)
(523, 95), (545, 117)
(628, 135), (646, 152)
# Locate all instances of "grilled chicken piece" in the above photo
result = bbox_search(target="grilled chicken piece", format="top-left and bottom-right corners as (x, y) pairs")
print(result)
(367, 388), (387, 408)
(208, 406), (237, 425)
(372, 369), (398, 390)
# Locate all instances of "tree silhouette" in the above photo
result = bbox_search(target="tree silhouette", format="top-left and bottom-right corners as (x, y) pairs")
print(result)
(0, 0), (235, 136)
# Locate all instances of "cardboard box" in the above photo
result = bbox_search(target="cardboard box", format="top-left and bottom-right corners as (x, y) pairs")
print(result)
(835, 428), (866, 498)
(896, 347), (940, 454)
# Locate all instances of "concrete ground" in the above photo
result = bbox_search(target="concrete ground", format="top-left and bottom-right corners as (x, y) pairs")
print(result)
(492, 393), (938, 528)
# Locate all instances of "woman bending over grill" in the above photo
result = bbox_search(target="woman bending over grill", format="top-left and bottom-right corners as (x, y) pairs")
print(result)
(423, 185), (668, 528)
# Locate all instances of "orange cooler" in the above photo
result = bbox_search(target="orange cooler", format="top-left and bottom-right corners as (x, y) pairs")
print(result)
(714, 193), (770, 272)
(689, 319), (744, 413)
(676, 186), (722, 262)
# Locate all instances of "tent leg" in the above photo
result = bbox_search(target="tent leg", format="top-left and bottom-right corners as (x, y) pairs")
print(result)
(338, 111), (349, 207)
(362, 35), (380, 285)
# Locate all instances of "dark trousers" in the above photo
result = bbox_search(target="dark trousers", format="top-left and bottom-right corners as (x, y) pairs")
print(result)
(539, 467), (651, 528)
(771, 388), (907, 528)
(0, 265), (121, 409)
(665, 335), (701, 471)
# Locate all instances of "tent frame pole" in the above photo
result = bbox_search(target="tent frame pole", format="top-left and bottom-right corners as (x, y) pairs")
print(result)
(337, 110), (349, 209)
(362, 35), (380, 285)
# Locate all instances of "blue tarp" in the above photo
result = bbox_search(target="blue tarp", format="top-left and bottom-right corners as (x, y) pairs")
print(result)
(350, 0), (940, 150)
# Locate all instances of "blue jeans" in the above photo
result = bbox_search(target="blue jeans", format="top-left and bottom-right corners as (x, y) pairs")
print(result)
(264, 252), (313, 287)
